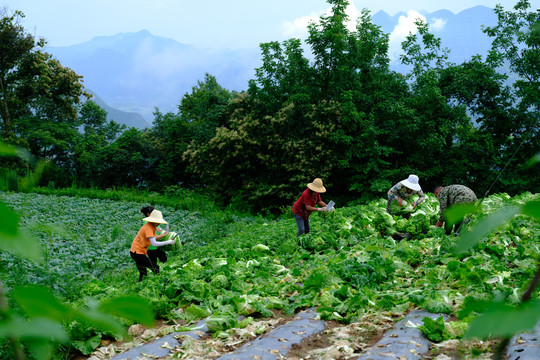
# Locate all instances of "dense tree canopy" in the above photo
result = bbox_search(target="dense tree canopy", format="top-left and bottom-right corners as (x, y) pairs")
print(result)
(1, 0), (538, 212)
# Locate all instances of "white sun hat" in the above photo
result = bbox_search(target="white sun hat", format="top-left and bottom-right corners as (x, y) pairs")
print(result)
(143, 209), (168, 224)
(400, 174), (421, 191)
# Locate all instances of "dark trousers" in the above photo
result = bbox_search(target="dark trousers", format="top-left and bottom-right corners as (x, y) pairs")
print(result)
(148, 248), (167, 265)
(294, 214), (310, 237)
(130, 251), (159, 282)
(445, 221), (462, 236)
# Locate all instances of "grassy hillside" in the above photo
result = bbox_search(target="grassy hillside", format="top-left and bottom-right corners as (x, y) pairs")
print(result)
(0, 189), (538, 357)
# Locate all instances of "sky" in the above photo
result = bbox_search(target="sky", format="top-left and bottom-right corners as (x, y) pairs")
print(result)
(2, 0), (520, 49)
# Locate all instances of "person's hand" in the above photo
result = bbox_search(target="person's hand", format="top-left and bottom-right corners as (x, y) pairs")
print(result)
(319, 207), (327, 212)
(398, 199), (403, 207)
(412, 202), (417, 209)
(436, 221), (443, 228)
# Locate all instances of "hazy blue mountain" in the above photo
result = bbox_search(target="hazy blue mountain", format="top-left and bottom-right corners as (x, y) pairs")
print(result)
(47, 6), (498, 128)
(85, 89), (150, 129)
(48, 30), (261, 125)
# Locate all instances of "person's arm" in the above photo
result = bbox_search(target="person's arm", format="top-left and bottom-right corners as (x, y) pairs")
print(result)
(148, 236), (174, 247)
(413, 190), (425, 208)
(388, 184), (403, 206)
(306, 204), (326, 212)
(155, 232), (167, 240)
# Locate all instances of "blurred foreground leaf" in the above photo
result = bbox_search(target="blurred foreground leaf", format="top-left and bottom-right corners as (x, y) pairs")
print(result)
(0, 316), (68, 342)
(522, 200), (540, 220)
(0, 202), (42, 261)
(466, 300), (540, 339)
(99, 295), (154, 327)
(445, 203), (478, 225)
(453, 206), (520, 254)
(12, 286), (68, 321)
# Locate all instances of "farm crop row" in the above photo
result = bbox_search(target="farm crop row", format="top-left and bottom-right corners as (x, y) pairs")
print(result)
(1, 190), (539, 357)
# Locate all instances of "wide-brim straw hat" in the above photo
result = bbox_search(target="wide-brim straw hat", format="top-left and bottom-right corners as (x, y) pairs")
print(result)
(400, 174), (421, 191)
(143, 209), (168, 224)
(307, 178), (326, 193)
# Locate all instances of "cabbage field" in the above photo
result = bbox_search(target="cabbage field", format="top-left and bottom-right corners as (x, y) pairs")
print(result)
(0, 190), (539, 358)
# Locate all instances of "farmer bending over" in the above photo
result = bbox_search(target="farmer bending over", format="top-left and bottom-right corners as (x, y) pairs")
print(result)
(434, 185), (477, 236)
(387, 174), (425, 216)
(130, 209), (176, 282)
(141, 206), (168, 267)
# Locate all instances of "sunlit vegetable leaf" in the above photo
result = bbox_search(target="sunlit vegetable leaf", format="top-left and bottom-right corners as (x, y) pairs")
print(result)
(453, 206), (520, 254)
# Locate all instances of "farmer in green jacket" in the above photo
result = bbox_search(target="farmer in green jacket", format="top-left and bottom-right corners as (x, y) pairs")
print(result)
(434, 185), (477, 235)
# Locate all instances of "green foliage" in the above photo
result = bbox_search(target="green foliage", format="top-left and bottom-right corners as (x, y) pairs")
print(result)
(419, 316), (446, 342)
(0, 142), (156, 359)
(419, 316), (469, 342)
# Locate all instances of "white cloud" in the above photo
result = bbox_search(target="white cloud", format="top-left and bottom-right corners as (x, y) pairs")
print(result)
(430, 18), (447, 32)
(281, 2), (362, 39)
(282, 14), (318, 38)
(388, 10), (426, 61)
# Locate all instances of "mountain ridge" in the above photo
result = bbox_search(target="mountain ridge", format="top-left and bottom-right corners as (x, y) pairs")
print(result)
(47, 6), (497, 129)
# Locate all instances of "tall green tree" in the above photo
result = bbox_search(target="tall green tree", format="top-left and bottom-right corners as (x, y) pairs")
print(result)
(481, 0), (539, 193)
(0, 9), (87, 183)
(151, 73), (233, 187)
(186, 0), (415, 210)
(71, 101), (125, 186)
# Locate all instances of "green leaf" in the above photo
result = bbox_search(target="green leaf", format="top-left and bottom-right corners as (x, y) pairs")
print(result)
(445, 203), (478, 225)
(0, 142), (29, 159)
(75, 308), (126, 337)
(525, 152), (540, 167)
(12, 286), (68, 321)
(419, 316), (445, 342)
(453, 206), (520, 254)
(0, 316), (68, 342)
(72, 334), (102, 355)
(0, 201), (42, 261)
(99, 295), (154, 327)
(0, 229), (42, 262)
(466, 301), (540, 339)
(206, 313), (238, 333)
(0, 202), (19, 236)
(522, 200), (540, 220)
(24, 340), (54, 360)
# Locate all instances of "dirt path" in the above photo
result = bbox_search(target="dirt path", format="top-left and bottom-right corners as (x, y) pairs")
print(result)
(84, 309), (523, 360)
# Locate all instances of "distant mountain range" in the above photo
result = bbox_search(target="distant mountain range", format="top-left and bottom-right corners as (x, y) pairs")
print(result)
(47, 6), (497, 129)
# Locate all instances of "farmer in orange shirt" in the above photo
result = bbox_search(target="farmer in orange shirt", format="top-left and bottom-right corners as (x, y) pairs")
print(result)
(130, 209), (176, 282)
